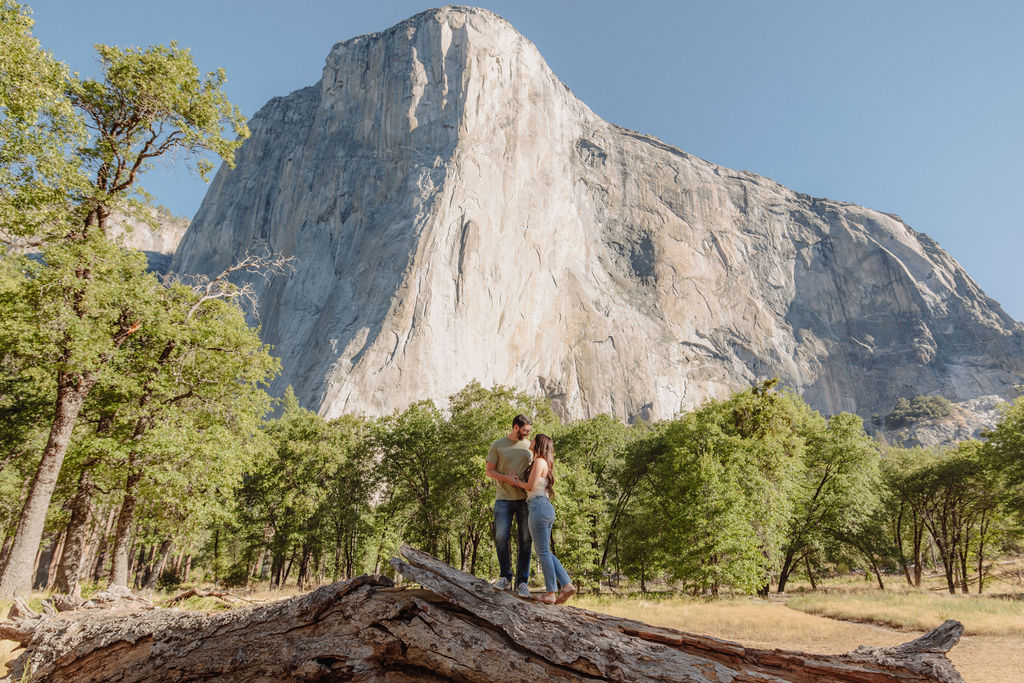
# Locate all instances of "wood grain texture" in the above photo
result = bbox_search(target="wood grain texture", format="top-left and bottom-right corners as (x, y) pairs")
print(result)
(1, 546), (964, 682)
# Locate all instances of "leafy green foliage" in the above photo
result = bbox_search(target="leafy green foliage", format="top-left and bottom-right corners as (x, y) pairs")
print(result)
(0, 0), (87, 241)
(0, 3), (261, 596)
(885, 395), (953, 429)
(777, 411), (881, 591)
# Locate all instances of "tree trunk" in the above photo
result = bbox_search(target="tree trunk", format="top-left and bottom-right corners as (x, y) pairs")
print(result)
(777, 547), (797, 593)
(54, 465), (97, 598)
(251, 548), (266, 581)
(0, 535), (11, 567)
(0, 546), (966, 682)
(172, 549), (185, 577)
(804, 555), (817, 591)
(131, 544), (148, 588)
(46, 531), (66, 589)
(109, 470), (143, 587)
(913, 521), (924, 586)
(296, 544), (312, 589)
(869, 558), (885, 591)
(0, 372), (94, 597)
(32, 535), (59, 590)
(91, 506), (118, 581)
(144, 539), (174, 590)
(976, 511), (988, 594)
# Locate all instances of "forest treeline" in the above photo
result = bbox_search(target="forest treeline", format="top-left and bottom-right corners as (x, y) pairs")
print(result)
(2, 0), (1023, 599)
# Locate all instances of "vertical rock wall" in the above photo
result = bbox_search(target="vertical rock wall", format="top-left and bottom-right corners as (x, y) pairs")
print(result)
(172, 7), (1024, 422)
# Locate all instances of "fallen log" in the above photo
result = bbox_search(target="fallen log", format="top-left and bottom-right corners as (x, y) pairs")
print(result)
(164, 588), (253, 606)
(0, 545), (964, 682)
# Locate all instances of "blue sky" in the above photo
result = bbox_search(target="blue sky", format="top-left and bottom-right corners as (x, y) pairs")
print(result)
(27, 1), (1024, 320)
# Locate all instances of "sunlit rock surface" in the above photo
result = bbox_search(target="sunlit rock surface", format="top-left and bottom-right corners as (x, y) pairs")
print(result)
(171, 6), (1024, 423)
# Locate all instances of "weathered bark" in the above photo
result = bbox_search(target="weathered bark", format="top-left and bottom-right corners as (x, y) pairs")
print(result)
(1, 546), (964, 682)
(46, 530), (66, 589)
(0, 535), (11, 567)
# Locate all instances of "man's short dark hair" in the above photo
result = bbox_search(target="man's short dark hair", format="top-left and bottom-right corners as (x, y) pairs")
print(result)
(512, 414), (532, 429)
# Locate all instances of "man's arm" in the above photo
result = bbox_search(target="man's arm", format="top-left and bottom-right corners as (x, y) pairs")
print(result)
(485, 461), (516, 485)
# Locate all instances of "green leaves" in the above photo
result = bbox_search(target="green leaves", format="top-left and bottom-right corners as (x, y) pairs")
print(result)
(70, 40), (248, 198)
(0, 0), (87, 241)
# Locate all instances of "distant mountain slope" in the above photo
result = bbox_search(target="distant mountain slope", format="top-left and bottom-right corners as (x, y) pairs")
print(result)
(172, 6), (1024, 423)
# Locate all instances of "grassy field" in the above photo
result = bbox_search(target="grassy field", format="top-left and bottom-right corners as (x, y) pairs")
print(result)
(787, 590), (1024, 636)
(575, 592), (1023, 683)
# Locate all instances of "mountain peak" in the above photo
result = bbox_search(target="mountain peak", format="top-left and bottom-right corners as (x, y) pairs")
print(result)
(172, 9), (1024, 425)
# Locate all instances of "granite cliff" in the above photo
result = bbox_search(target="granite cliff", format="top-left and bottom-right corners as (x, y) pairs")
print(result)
(171, 6), (1024, 424)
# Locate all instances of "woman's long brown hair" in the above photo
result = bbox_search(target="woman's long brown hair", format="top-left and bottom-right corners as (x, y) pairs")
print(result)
(526, 433), (555, 498)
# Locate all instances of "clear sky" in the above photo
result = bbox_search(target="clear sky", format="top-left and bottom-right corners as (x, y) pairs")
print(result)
(27, 1), (1024, 321)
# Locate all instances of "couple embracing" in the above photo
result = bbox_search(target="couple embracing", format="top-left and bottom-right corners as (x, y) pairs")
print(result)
(485, 414), (576, 604)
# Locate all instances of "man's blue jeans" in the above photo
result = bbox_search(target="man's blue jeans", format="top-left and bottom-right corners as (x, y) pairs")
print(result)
(494, 499), (531, 585)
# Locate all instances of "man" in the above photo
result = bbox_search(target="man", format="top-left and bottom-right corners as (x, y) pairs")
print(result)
(485, 414), (533, 598)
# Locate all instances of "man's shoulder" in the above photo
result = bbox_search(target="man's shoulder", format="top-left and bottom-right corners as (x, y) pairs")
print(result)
(490, 436), (512, 449)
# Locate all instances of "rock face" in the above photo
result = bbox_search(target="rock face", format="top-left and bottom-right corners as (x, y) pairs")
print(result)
(880, 395), (1009, 448)
(172, 6), (1024, 423)
(108, 209), (188, 274)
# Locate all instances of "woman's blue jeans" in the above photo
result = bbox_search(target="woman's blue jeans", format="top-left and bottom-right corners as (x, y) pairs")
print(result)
(527, 496), (571, 592)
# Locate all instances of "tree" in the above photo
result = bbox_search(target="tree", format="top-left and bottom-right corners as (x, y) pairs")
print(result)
(237, 389), (369, 588)
(906, 445), (991, 594)
(552, 414), (634, 587)
(0, 18), (249, 596)
(776, 412), (880, 592)
(984, 396), (1024, 521)
(105, 276), (277, 588)
(885, 395), (953, 430)
(0, 0), (86, 243)
(879, 447), (936, 587)
(373, 400), (456, 559)
(624, 381), (808, 595)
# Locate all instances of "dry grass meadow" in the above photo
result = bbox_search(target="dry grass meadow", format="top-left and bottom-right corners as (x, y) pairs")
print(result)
(575, 589), (1024, 683)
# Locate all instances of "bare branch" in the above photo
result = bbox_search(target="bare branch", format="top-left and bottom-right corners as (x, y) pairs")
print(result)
(171, 250), (296, 320)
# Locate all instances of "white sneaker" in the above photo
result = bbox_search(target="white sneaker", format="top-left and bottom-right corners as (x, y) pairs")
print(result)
(494, 577), (512, 591)
(516, 583), (531, 598)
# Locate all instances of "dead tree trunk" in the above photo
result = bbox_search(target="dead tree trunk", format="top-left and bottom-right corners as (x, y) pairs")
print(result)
(1, 546), (964, 682)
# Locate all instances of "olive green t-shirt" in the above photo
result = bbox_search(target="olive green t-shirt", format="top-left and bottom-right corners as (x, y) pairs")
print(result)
(487, 436), (532, 501)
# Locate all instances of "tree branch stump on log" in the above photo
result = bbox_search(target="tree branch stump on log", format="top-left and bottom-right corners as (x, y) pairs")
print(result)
(0, 545), (964, 682)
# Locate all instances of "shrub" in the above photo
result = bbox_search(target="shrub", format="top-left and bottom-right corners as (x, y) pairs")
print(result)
(884, 395), (953, 429)
(156, 569), (183, 592)
(220, 562), (251, 589)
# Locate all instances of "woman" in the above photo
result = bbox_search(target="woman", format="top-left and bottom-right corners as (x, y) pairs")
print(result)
(514, 434), (575, 604)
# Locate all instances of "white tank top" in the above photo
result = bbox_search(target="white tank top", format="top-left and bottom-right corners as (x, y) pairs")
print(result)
(526, 475), (549, 499)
